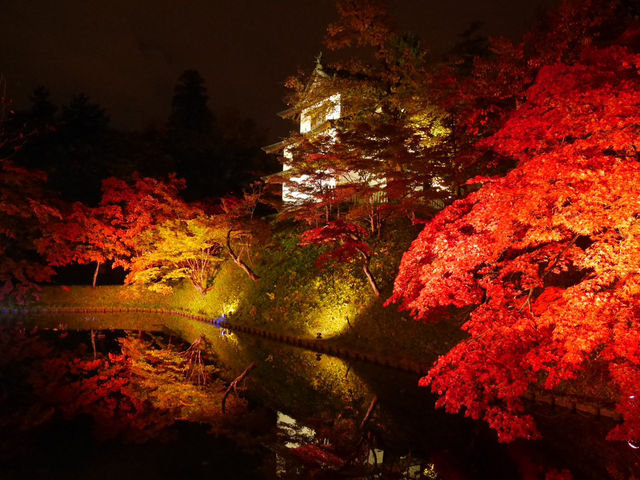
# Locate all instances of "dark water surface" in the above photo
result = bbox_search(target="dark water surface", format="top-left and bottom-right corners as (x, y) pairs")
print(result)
(1, 313), (639, 479)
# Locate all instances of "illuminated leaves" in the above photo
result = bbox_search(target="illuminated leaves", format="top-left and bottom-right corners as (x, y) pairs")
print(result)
(99, 173), (190, 270)
(390, 44), (640, 442)
(127, 215), (224, 295)
(38, 173), (191, 287)
(301, 220), (380, 296)
(325, 0), (392, 54)
(38, 202), (126, 273)
(0, 159), (59, 302)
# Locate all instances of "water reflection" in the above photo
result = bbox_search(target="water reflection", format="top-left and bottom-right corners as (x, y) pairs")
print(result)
(164, 314), (640, 479)
(277, 412), (316, 449)
(273, 410), (433, 479)
(4, 313), (640, 479)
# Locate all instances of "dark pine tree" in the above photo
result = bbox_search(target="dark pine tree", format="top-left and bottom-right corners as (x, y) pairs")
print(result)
(168, 69), (214, 137)
(61, 93), (109, 138)
(23, 92), (112, 204)
(28, 85), (57, 130)
(165, 69), (216, 200)
(165, 69), (276, 201)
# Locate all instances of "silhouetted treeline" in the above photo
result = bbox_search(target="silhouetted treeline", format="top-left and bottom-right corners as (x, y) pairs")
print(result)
(3, 70), (278, 204)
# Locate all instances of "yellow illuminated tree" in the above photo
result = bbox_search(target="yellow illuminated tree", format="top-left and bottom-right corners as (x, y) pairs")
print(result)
(126, 215), (224, 294)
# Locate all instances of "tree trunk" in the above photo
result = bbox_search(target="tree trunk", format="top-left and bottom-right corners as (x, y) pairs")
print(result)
(222, 362), (256, 413)
(189, 277), (215, 296)
(92, 261), (101, 288)
(90, 330), (97, 360)
(226, 229), (260, 282)
(360, 395), (378, 430)
(362, 258), (381, 297)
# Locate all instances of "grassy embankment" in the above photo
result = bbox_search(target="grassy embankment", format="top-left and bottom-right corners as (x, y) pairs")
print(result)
(29, 220), (464, 366)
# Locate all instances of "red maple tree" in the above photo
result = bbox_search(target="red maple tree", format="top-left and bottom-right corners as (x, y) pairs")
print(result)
(216, 186), (266, 282)
(301, 220), (380, 296)
(389, 43), (640, 442)
(38, 201), (127, 287)
(0, 160), (59, 302)
(98, 173), (191, 270)
(38, 174), (189, 287)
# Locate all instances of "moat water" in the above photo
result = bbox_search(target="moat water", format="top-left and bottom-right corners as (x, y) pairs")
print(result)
(1, 312), (638, 479)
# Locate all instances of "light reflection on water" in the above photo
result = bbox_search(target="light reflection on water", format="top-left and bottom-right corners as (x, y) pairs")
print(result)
(5, 312), (640, 479)
(158, 313), (640, 479)
(277, 412), (316, 449)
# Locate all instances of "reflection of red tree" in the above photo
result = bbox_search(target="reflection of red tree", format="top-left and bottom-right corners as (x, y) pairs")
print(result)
(9, 331), (247, 442)
(290, 444), (346, 470)
(389, 45), (640, 442)
(35, 348), (170, 441)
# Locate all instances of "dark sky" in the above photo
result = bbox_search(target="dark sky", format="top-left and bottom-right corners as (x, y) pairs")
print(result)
(0, 0), (555, 140)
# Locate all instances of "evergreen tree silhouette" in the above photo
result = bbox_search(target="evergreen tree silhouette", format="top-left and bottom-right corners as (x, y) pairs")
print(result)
(28, 85), (57, 129)
(168, 69), (214, 137)
(39, 93), (111, 203)
(61, 93), (109, 138)
(165, 69), (275, 200)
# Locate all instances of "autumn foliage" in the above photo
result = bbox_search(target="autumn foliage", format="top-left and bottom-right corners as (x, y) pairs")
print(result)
(38, 201), (126, 287)
(37, 173), (191, 288)
(0, 160), (59, 302)
(122, 179), (265, 293)
(98, 173), (191, 270)
(0, 327), (247, 447)
(4, 0), (640, 457)
(300, 220), (380, 296)
(389, 44), (640, 442)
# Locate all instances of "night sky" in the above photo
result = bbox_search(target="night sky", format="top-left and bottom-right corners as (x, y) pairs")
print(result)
(0, 0), (555, 140)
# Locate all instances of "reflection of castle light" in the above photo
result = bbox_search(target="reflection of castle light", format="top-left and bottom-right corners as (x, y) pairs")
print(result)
(277, 411), (316, 448)
(368, 448), (384, 465)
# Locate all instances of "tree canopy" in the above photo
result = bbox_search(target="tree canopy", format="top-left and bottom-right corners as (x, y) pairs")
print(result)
(389, 42), (640, 442)
(0, 160), (59, 302)
(168, 69), (214, 136)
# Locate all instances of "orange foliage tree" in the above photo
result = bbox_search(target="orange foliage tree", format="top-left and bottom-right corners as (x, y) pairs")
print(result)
(42, 173), (265, 293)
(125, 214), (224, 295)
(98, 174), (190, 269)
(40, 174), (190, 288)
(38, 201), (128, 287)
(96, 174), (224, 294)
(388, 43), (640, 442)
(216, 186), (265, 283)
